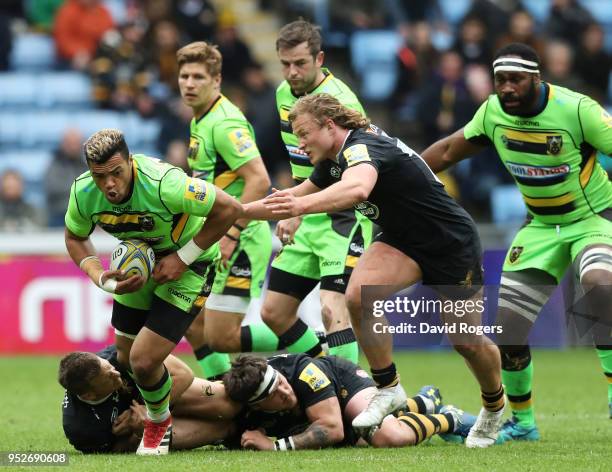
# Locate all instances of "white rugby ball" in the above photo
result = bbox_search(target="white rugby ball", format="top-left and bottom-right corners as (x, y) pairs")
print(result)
(110, 239), (155, 280)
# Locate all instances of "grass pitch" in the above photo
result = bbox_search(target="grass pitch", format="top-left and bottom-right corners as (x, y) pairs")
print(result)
(2, 349), (610, 471)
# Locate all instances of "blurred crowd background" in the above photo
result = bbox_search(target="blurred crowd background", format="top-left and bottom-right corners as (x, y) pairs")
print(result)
(0, 0), (610, 233)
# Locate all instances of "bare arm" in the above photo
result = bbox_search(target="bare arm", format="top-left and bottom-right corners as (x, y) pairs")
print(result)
(164, 355), (195, 405)
(242, 179), (321, 220)
(231, 157), (271, 229)
(291, 397), (345, 449)
(420, 127), (486, 173)
(260, 164), (377, 220)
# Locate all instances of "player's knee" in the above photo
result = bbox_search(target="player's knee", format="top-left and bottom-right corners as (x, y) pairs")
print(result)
(453, 342), (482, 359)
(129, 351), (158, 379)
(344, 286), (361, 316)
(260, 302), (281, 328)
(371, 422), (411, 448)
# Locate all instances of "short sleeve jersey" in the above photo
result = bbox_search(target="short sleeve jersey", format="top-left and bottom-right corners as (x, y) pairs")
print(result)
(62, 346), (141, 453)
(276, 68), (365, 181)
(464, 83), (612, 224)
(310, 126), (477, 252)
(65, 154), (217, 259)
(188, 95), (261, 199)
(241, 354), (354, 442)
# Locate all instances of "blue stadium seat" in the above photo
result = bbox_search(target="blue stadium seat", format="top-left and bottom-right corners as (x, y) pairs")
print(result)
(438, 0), (471, 25)
(103, 0), (128, 24)
(579, 0), (612, 25)
(9, 33), (56, 71)
(121, 113), (161, 150)
(350, 30), (402, 101)
(0, 73), (37, 108)
(523, 0), (551, 24)
(39, 72), (93, 109)
(490, 184), (526, 224)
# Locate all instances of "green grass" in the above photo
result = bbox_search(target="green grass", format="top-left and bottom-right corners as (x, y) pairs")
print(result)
(2, 349), (611, 471)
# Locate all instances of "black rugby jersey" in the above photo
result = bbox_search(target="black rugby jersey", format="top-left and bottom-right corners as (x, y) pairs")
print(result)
(240, 354), (373, 445)
(309, 126), (477, 253)
(61, 346), (141, 453)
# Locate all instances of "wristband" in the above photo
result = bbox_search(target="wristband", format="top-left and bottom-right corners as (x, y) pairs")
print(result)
(232, 223), (245, 231)
(224, 233), (239, 242)
(176, 239), (204, 265)
(79, 255), (100, 270)
(98, 272), (118, 293)
(273, 436), (295, 451)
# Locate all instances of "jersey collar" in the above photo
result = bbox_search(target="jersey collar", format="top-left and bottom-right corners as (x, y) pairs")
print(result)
(195, 94), (224, 124)
(76, 391), (114, 405)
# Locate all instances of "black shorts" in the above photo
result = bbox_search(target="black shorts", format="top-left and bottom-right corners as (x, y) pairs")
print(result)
(375, 230), (483, 299)
(111, 296), (197, 344)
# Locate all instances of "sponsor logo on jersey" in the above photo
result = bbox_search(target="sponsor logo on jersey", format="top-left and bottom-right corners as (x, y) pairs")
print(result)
(299, 363), (331, 392)
(184, 178), (208, 202)
(602, 109), (612, 128)
(330, 166), (342, 178)
(349, 242), (364, 255)
(321, 260), (342, 267)
(188, 136), (200, 160)
(508, 246), (524, 264)
(228, 128), (254, 155)
(168, 287), (192, 303)
(343, 144), (371, 166)
(514, 120), (540, 126)
(231, 267), (252, 277)
(354, 201), (380, 219)
(546, 135), (563, 155)
(138, 216), (155, 231)
(506, 162), (570, 179)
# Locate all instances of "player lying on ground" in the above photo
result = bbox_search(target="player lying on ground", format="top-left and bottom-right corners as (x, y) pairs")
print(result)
(243, 94), (505, 448)
(64, 129), (241, 455)
(224, 354), (475, 450)
(59, 346), (241, 453)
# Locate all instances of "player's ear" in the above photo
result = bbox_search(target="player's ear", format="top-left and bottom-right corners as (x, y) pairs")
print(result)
(315, 50), (324, 67)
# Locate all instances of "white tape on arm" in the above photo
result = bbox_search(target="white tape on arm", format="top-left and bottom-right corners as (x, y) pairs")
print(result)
(98, 272), (118, 293)
(176, 239), (204, 265)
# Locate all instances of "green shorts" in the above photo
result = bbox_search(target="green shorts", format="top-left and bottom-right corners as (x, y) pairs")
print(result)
(271, 210), (373, 280)
(114, 245), (219, 314)
(211, 220), (272, 298)
(503, 210), (612, 282)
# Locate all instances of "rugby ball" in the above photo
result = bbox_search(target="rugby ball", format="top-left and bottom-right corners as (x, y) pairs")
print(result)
(110, 239), (155, 280)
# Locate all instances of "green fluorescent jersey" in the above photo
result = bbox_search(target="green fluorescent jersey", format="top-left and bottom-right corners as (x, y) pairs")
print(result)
(276, 68), (365, 181)
(188, 94), (261, 199)
(65, 154), (218, 259)
(464, 83), (612, 224)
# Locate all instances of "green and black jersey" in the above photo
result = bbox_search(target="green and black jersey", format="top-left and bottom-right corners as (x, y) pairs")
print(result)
(188, 94), (261, 199)
(65, 154), (218, 261)
(276, 68), (364, 181)
(464, 83), (612, 225)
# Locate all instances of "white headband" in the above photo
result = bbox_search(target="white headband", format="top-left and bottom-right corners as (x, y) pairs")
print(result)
(248, 365), (280, 404)
(493, 57), (540, 74)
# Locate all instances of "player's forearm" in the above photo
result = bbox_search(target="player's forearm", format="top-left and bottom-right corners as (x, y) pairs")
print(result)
(192, 198), (242, 251)
(65, 230), (104, 282)
(300, 180), (366, 214)
(421, 138), (453, 173)
(234, 173), (271, 228)
(242, 199), (284, 221)
(290, 421), (343, 449)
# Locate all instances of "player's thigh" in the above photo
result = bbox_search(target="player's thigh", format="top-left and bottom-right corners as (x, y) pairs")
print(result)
(346, 241), (423, 308)
(503, 220), (570, 283)
(263, 268), (318, 319)
(570, 211), (612, 284)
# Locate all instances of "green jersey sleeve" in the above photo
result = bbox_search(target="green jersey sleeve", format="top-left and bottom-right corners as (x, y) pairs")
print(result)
(464, 100), (490, 142)
(212, 118), (261, 171)
(160, 168), (217, 217)
(579, 97), (612, 156)
(65, 180), (94, 237)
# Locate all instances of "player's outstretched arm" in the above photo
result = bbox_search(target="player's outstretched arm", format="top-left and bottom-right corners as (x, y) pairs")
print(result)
(291, 397), (345, 449)
(421, 127), (485, 173)
(242, 179), (321, 220)
(263, 164), (376, 218)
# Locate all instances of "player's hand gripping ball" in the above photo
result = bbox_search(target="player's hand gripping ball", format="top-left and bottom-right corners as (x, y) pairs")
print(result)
(110, 239), (155, 281)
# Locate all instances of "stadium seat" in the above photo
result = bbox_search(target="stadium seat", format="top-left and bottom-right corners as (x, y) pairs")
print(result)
(350, 30), (402, 101)
(39, 72), (93, 109)
(9, 33), (56, 71)
(579, 0), (612, 25)
(438, 0), (471, 25)
(490, 184), (526, 224)
(522, 0), (550, 24)
(121, 113), (162, 149)
(103, 0), (128, 24)
(0, 73), (37, 108)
